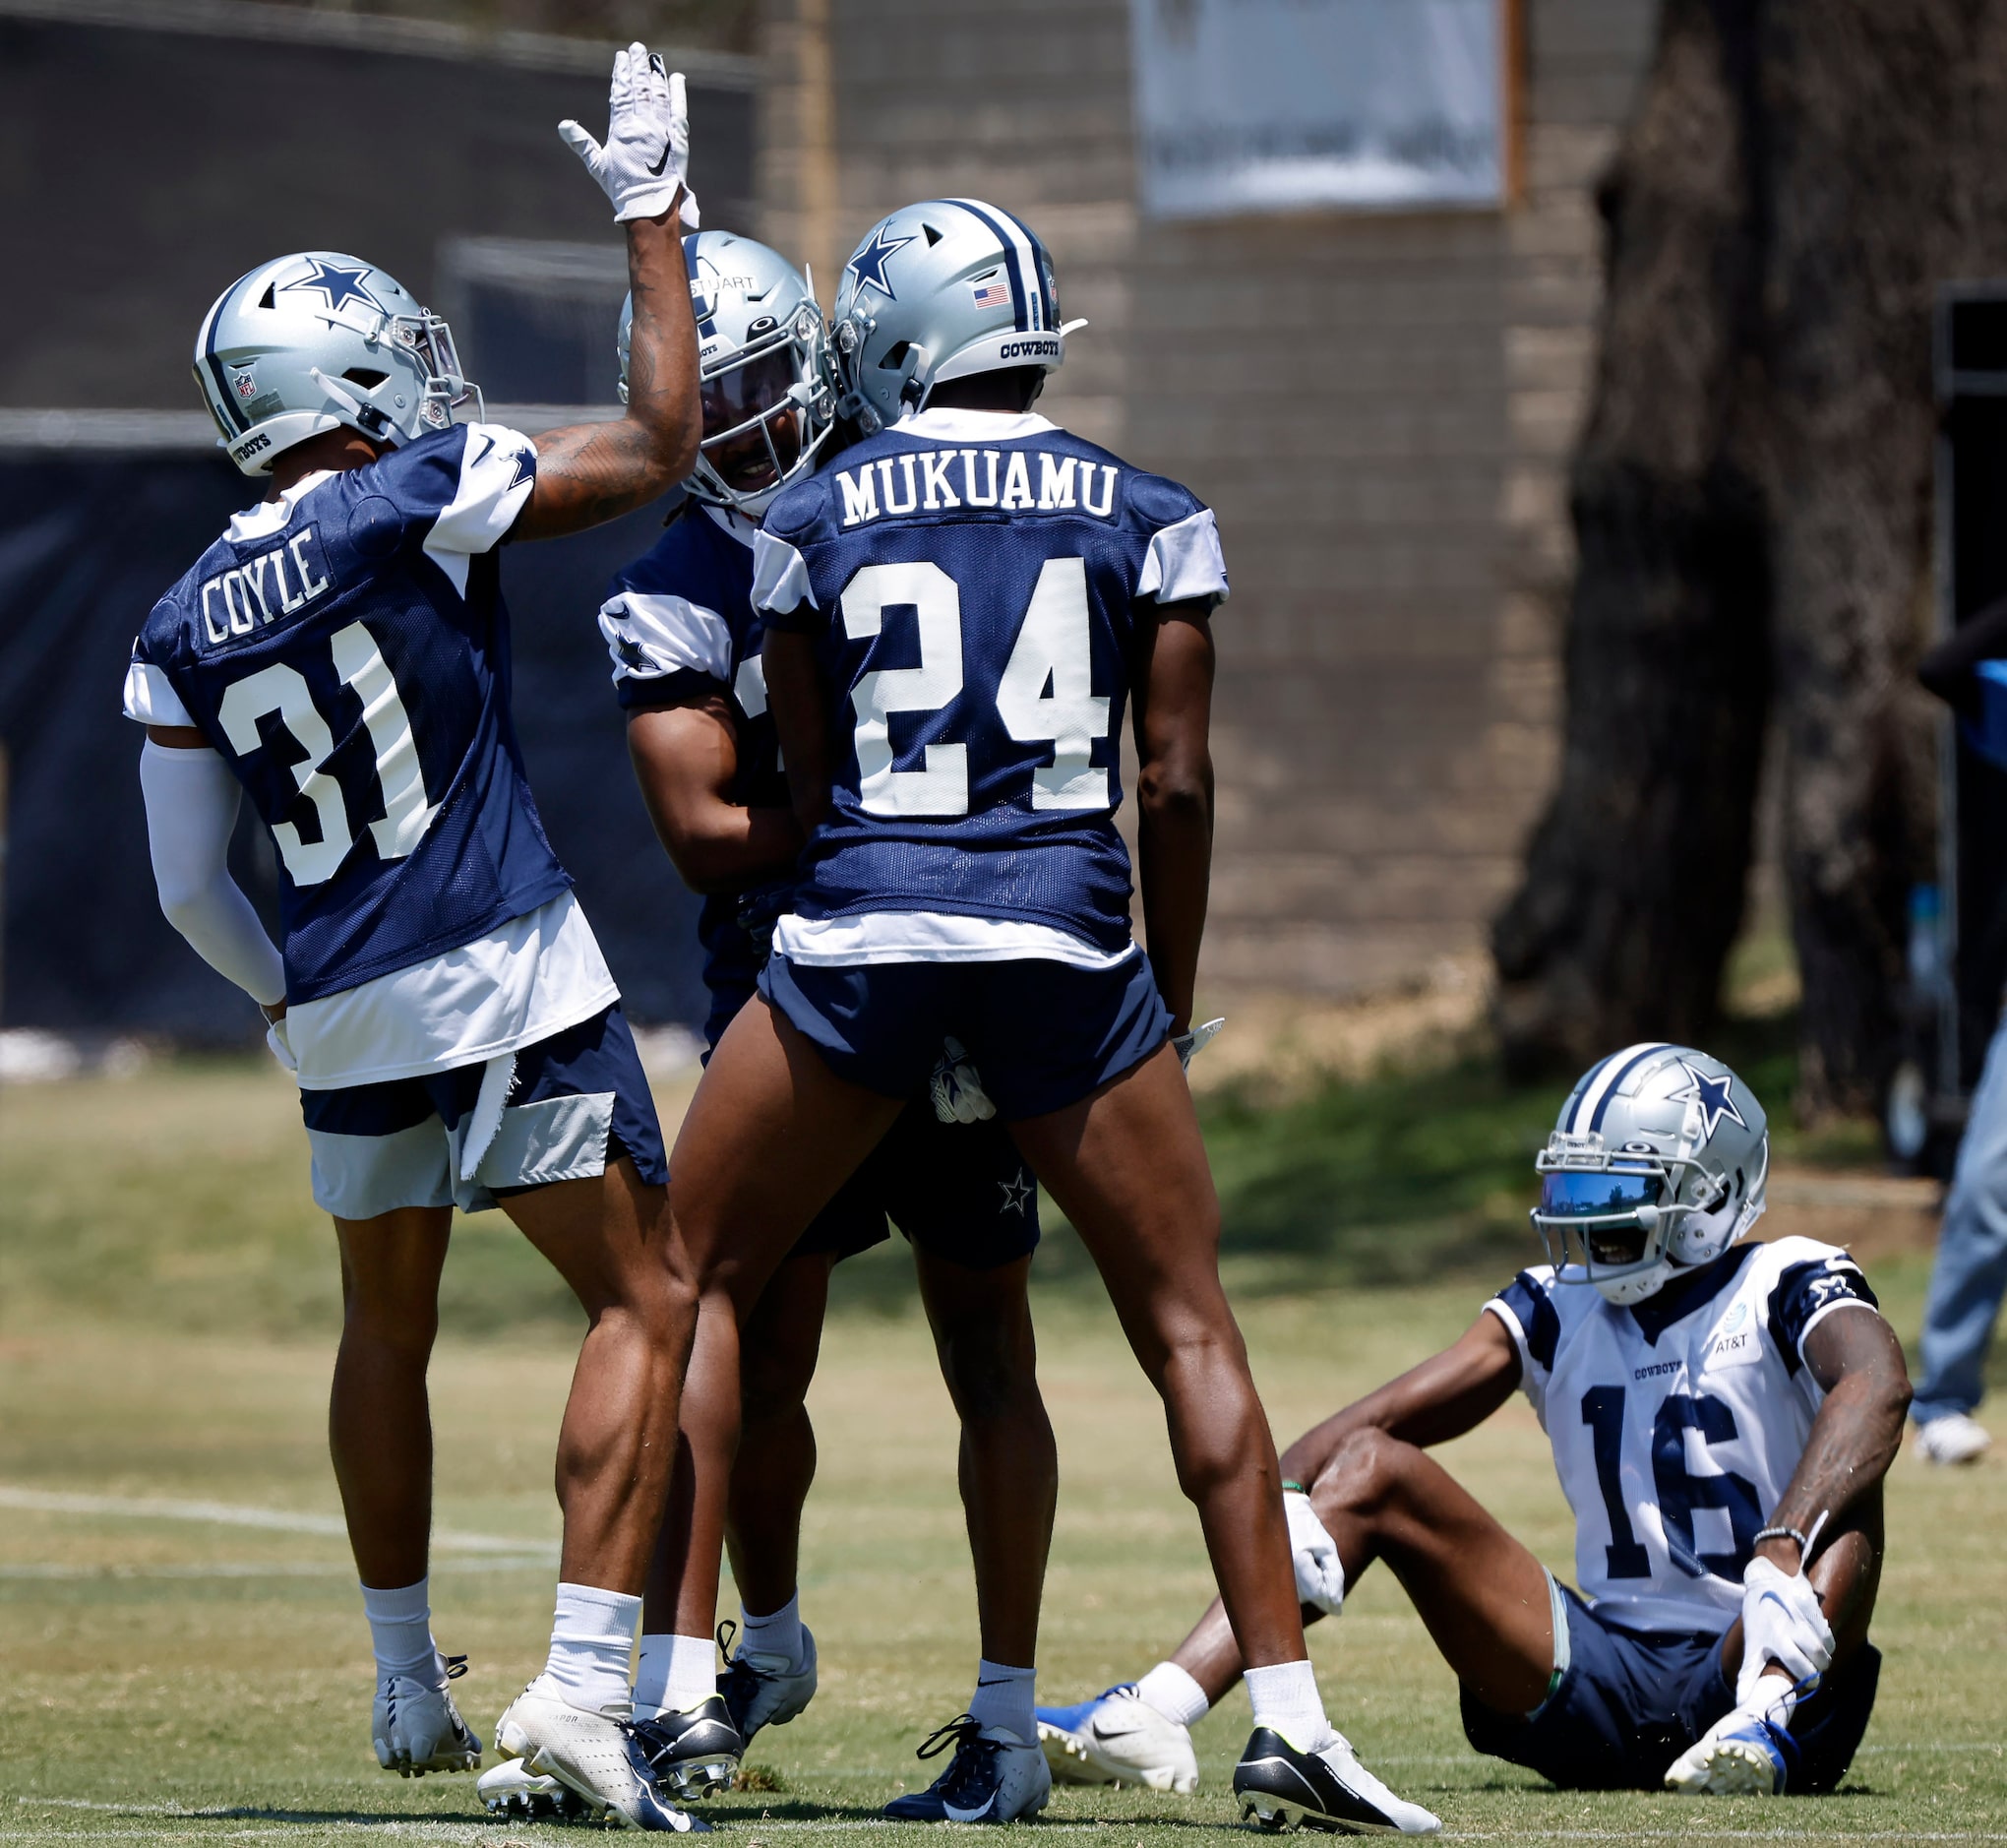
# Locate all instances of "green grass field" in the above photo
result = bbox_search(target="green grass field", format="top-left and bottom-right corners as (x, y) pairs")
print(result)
(4, 1054), (2006, 1845)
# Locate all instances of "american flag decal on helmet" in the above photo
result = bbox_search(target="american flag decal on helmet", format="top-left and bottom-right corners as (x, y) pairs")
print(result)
(971, 279), (1010, 311)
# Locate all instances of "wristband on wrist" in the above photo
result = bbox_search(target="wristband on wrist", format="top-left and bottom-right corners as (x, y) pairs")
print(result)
(1281, 1479), (1307, 1495)
(1752, 1524), (1809, 1558)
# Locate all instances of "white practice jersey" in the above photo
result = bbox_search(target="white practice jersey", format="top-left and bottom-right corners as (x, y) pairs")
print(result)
(1486, 1236), (1881, 1634)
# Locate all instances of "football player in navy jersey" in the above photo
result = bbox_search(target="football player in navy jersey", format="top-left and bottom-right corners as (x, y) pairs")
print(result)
(126, 48), (724, 1832)
(645, 200), (1438, 1833)
(477, 232), (1060, 1818)
(1038, 1048), (1910, 1805)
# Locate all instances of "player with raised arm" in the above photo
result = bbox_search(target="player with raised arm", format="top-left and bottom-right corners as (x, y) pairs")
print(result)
(649, 200), (1438, 1833)
(1037, 1046), (1908, 1803)
(477, 232), (1061, 1820)
(126, 49), (718, 1831)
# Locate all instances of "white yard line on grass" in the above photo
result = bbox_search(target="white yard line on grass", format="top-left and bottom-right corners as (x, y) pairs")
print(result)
(0, 1486), (555, 1559)
(0, 1559), (552, 1579)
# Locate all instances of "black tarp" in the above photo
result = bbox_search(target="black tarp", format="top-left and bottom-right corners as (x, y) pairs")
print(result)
(0, 453), (705, 1038)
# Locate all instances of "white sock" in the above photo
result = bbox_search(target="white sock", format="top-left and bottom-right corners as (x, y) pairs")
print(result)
(1245, 1660), (1330, 1754)
(1135, 1660), (1209, 1729)
(360, 1578), (442, 1688)
(968, 1658), (1036, 1744)
(738, 1593), (805, 1665)
(541, 1583), (642, 1715)
(1747, 1672), (1799, 1724)
(632, 1632), (718, 1718)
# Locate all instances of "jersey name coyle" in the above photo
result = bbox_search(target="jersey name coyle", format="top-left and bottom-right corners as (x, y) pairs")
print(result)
(831, 448), (1124, 528)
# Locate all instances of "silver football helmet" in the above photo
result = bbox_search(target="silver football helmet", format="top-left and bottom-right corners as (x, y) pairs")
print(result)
(828, 198), (1087, 434)
(1532, 1044), (1770, 1306)
(618, 230), (835, 519)
(194, 252), (479, 476)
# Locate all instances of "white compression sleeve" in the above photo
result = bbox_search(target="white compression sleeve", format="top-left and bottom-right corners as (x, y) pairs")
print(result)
(140, 740), (285, 1008)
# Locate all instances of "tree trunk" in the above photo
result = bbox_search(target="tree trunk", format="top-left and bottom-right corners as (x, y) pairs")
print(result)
(1496, 0), (2007, 1115)
(1494, 0), (1770, 1080)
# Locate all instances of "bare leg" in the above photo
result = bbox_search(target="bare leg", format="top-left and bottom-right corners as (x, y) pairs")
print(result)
(330, 1205), (453, 1588)
(643, 1251), (834, 1636)
(725, 1254), (835, 1619)
(1164, 1426), (1558, 1717)
(502, 1158), (697, 1592)
(662, 998), (904, 1627)
(1009, 1044), (1304, 1673)
(913, 1250), (1057, 1669)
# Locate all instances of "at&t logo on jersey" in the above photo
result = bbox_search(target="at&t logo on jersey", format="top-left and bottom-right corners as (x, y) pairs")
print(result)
(835, 449), (1121, 527)
(199, 525), (333, 646)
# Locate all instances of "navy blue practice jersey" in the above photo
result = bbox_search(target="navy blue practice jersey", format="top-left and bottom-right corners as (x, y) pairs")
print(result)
(124, 422), (569, 1004)
(597, 503), (789, 1038)
(751, 410), (1228, 953)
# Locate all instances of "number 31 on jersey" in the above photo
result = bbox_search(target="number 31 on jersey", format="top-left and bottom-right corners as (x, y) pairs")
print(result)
(839, 556), (1109, 818)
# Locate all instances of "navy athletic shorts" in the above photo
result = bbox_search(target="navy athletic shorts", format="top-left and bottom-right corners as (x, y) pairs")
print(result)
(299, 1004), (668, 1218)
(792, 1100), (1041, 1270)
(1460, 1584), (1881, 1793)
(759, 951), (1172, 1121)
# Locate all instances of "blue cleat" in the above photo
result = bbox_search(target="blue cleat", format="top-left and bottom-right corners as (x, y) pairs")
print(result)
(1665, 1704), (1798, 1795)
(883, 1713), (1051, 1823)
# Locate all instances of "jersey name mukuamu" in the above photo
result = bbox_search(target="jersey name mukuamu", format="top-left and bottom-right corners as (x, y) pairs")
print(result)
(124, 423), (568, 1005)
(1487, 1236), (1883, 1633)
(598, 501), (787, 1027)
(750, 408), (1228, 955)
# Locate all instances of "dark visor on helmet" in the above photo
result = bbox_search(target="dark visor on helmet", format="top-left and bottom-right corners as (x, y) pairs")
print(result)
(1538, 1167), (1662, 1219)
(699, 344), (804, 491)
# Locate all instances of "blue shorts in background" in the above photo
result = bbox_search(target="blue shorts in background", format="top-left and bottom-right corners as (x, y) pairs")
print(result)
(759, 951), (1171, 1121)
(794, 1101), (1041, 1270)
(1461, 1585), (1880, 1793)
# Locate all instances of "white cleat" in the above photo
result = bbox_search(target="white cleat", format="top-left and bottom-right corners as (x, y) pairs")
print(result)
(1916, 1412), (1991, 1466)
(493, 1679), (709, 1832)
(372, 1661), (481, 1776)
(1665, 1703), (1792, 1795)
(476, 1756), (600, 1822)
(1035, 1685), (1199, 1794)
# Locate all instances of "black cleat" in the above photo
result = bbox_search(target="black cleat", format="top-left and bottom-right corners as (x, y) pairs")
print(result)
(1232, 1728), (1440, 1835)
(626, 1694), (745, 1802)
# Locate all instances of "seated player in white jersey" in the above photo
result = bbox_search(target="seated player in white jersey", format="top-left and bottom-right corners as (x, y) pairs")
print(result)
(650, 200), (1439, 1834)
(1037, 1045), (1911, 1803)
(125, 49), (728, 1832)
(477, 233), (1060, 1819)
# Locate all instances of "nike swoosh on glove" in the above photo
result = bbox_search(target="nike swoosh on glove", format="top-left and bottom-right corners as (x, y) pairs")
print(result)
(1736, 1554), (1833, 1706)
(559, 42), (699, 225)
(1284, 1488), (1346, 1614)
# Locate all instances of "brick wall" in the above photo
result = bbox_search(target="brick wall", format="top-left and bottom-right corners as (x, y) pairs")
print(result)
(760, 0), (1659, 997)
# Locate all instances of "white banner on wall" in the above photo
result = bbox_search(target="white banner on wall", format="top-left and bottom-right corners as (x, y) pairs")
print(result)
(1130, 0), (1506, 219)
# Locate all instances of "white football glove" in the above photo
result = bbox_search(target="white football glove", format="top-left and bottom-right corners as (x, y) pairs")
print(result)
(559, 43), (699, 226)
(1735, 1554), (1833, 1707)
(1172, 1016), (1225, 1070)
(1284, 1488), (1346, 1615)
(931, 1036), (997, 1125)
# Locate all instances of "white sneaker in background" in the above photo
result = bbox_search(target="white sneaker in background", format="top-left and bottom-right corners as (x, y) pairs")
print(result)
(1035, 1685), (1199, 1795)
(1916, 1412), (1991, 1466)
(371, 1669), (480, 1776)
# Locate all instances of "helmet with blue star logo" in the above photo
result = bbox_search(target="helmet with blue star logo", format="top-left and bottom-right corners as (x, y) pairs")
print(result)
(617, 229), (835, 519)
(827, 199), (1087, 434)
(193, 252), (480, 475)
(1531, 1044), (1769, 1305)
